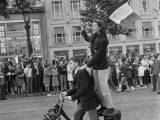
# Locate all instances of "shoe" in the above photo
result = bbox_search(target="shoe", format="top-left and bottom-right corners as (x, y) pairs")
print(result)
(97, 107), (107, 116)
(1, 97), (6, 100)
(126, 89), (130, 92)
(116, 89), (120, 93)
(143, 86), (147, 88)
(131, 87), (135, 90)
(117, 88), (121, 92)
(103, 108), (115, 115)
(140, 85), (143, 87)
(125, 88), (130, 92)
(157, 92), (160, 94)
(152, 89), (156, 92)
(47, 94), (53, 96)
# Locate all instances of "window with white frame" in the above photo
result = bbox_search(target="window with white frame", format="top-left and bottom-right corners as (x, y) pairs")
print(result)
(142, 22), (153, 38)
(72, 26), (83, 43)
(54, 27), (65, 44)
(52, 1), (63, 19)
(142, 0), (148, 12)
(70, 0), (80, 18)
(128, 29), (136, 39)
(0, 26), (5, 37)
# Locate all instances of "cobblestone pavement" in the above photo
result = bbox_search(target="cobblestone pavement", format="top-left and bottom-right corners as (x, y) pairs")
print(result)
(0, 88), (160, 120)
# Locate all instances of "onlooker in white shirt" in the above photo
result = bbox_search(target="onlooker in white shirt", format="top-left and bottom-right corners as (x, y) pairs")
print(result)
(24, 63), (32, 94)
(67, 60), (74, 90)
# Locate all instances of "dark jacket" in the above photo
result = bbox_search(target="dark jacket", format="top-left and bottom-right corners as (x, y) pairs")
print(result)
(81, 30), (109, 70)
(119, 62), (127, 76)
(152, 59), (160, 75)
(37, 63), (44, 76)
(126, 60), (133, 78)
(67, 69), (99, 111)
(58, 65), (67, 74)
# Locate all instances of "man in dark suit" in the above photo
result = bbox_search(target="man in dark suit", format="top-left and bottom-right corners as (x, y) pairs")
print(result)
(32, 58), (44, 94)
(36, 58), (44, 92)
(151, 55), (157, 91)
(61, 57), (99, 120)
(152, 54), (160, 94)
(0, 63), (7, 100)
(37, 58), (45, 92)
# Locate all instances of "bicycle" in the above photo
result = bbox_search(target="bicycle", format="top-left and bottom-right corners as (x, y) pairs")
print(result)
(43, 94), (121, 120)
(43, 94), (71, 120)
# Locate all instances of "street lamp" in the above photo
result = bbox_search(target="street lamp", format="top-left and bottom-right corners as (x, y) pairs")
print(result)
(23, 11), (33, 58)
(15, 0), (33, 58)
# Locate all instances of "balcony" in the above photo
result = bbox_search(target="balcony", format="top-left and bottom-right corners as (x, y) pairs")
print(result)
(107, 34), (126, 42)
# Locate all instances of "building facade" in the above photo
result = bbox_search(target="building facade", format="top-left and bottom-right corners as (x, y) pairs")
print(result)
(0, 0), (48, 59)
(44, 0), (160, 59)
(2, 0), (159, 59)
(44, 0), (89, 60)
(108, 0), (160, 57)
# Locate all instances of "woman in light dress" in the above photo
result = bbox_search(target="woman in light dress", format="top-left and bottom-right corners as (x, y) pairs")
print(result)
(51, 63), (59, 91)
(43, 66), (51, 94)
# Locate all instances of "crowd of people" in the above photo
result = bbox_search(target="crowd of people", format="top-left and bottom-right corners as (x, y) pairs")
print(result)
(109, 53), (160, 94)
(0, 52), (159, 99)
(0, 56), (72, 98)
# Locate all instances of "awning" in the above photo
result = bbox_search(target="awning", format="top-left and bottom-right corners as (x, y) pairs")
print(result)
(54, 27), (64, 34)
(73, 26), (81, 32)
(143, 44), (155, 49)
(127, 45), (138, 50)
(109, 47), (122, 51)
(128, 24), (136, 29)
(73, 49), (87, 56)
(54, 51), (68, 56)
(142, 22), (152, 29)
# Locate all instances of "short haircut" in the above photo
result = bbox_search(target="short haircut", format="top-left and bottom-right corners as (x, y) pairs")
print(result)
(70, 57), (79, 62)
(70, 57), (86, 66)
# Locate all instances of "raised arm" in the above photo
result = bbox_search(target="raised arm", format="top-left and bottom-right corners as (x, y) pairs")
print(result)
(81, 30), (91, 42)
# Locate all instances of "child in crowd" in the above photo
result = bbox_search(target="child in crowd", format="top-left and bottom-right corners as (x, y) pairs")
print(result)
(138, 63), (145, 87)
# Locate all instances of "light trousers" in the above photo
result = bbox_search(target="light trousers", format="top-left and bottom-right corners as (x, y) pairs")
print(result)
(93, 68), (114, 108)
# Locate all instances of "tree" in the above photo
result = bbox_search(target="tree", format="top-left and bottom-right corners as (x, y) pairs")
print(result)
(80, 0), (128, 35)
(0, 0), (8, 19)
